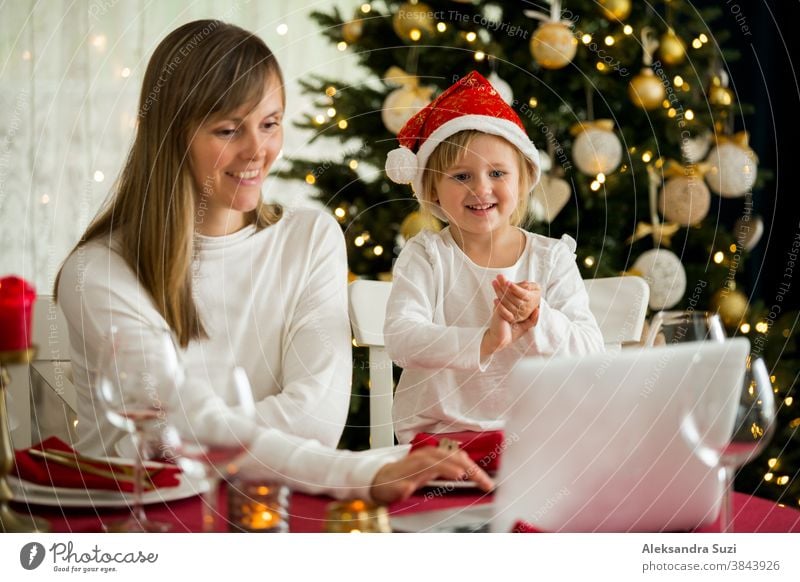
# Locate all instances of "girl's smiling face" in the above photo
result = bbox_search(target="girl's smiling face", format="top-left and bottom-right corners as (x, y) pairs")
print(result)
(434, 134), (521, 241)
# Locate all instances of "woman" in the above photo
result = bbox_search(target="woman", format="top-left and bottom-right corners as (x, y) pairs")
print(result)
(55, 20), (491, 502)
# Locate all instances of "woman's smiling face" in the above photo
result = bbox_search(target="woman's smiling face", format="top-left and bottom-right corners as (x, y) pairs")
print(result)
(188, 78), (284, 235)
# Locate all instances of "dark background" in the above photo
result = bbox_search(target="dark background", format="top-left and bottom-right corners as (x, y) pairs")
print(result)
(723, 1), (800, 315)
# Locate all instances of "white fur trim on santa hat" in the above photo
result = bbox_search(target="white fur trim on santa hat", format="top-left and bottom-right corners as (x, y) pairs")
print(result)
(385, 146), (418, 184)
(410, 115), (541, 201)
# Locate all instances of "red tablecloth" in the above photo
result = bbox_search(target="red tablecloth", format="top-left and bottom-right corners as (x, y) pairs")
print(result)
(11, 486), (800, 533)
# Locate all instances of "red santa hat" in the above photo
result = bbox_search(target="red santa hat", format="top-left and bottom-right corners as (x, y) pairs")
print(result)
(385, 71), (541, 199)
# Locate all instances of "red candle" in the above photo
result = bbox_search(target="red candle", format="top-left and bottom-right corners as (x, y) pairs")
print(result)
(0, 275), (36, 351)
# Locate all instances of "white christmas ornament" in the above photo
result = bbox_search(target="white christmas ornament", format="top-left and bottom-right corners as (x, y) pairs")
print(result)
(633, 249), (687, 310)
(681, 132), (712, 164)
(658, 175), (711, 226)
(572, 125), (623, 176)
(733, 215), (764, 251)
(382, 85), (433, 135)
(530, 175), (571, 223)
(705, 142), (758, 198)
(488, 72), (513, 105)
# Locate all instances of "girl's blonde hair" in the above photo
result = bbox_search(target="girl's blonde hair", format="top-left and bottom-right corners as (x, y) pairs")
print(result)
(419, 130), (537, 227)
(55, 20), (283, 347)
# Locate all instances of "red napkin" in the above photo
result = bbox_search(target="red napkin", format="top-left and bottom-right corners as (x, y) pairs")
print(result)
(409, 430), (505, 473)
(13, 437), (181, 492)
(511, 520), (544, 533)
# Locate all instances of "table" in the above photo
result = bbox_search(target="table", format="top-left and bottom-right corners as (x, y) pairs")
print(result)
(12, 487), (800, 533)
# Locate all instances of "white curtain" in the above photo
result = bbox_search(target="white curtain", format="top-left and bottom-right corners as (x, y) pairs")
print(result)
(0, 0), (364, 292)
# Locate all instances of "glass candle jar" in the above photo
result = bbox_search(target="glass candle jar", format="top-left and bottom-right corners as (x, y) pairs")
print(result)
(227, 478), (289, 533)
(324, 499), (391, 533)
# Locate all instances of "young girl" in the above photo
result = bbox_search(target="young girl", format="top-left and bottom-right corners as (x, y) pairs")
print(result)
(384, 71), (605, 443)
(54, 21), (491, 504)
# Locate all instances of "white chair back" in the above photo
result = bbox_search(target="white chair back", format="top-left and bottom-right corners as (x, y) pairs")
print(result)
(583, 276), (649, 347)
(348, 281), (394, 448)
(349, 276), (650, 448)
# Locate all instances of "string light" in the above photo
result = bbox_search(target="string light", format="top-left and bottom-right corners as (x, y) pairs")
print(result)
(93, 171), (104, 182)
(354, 236), (365, 247)
(596, 62), (606, 71)
(786, 396), (794, 406)
(437, 22), (447, 32)
(590, 180), (601, 191)
(777, 476), (790, 486)
(409, 29), (421, 41)
(334, 207), (346, 219)
(641, 151), (652, 162)
(755, 321), (769, 333)
(673, 76), (684, 87)
(584, 256), (595, 267)
(528, 97), (538, 107)
(374, 245), (384, 256)
(692, 38), (702, 49)
(474, 51), (485, 61)
(314, 114), (326, 124)
(466, 31), (477, 42)
(337, 42), (347, 51)
(667, 108), (676, 118)
(740, 323), (751, 333)
(327, 107), (336, 117)
(623, 25), (633, 35)
(596, 173), (606, 184)
(348, 159), (358, 170)
(768, 458), (778, 468)
(325, 86), (337, 97)
(699, 33), (708, 43)
(764, 472), (774, 481)
(685, 110), (695, 120)
(713, 251), (724, 264)
(305, 174), (316, 185)
(662, 99), (671, 108)
(120, 67), (131, 78)
(581, 34), (592, 44)
(360, 3), (371, 13)
(604, 36), (614, 46)
(729, 243), (738, 252)
(338, 120), (348, 129)
(276, 23), (288, 36)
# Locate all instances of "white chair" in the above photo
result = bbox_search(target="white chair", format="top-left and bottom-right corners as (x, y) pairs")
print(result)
(348, 281), (395, 448)
(349, 276), (650, 448)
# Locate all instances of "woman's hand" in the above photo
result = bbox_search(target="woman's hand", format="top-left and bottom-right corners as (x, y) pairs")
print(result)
(370, 447), (494, 504)
(492, 275), (541, 324)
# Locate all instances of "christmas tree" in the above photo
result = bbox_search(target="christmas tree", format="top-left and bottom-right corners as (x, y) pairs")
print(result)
(278, 0), (797, 506)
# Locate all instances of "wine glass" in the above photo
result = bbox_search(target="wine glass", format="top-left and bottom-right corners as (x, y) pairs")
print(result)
(171, 360), (257, 532)
(645, 310), (726, 346)
(680, 356), (776, 532)
(94, 325), (183, 532)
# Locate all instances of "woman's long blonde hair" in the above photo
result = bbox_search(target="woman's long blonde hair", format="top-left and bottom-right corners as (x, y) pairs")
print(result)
(55, 20), (283, 347)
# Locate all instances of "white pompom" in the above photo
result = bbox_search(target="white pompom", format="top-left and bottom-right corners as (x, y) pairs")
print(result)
(385, 147), (418, 184)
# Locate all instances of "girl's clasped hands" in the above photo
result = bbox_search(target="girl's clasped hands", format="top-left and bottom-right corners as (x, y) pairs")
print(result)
(481, 274), (542, 358)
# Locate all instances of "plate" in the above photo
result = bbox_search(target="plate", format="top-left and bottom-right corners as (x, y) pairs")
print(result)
(390, 503), (495, 533)
(8, 471), (209, 508)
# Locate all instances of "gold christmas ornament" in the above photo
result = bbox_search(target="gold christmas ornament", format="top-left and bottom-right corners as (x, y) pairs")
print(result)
(530, 21), (578, 70)
(659, 174), (711, 226)
(598, 0), (631, 21)
(628, 68), (666, 110)
(400, 211), (442, 240)
(392, 2), (435, 41)
(342, 17), (364, 44)
(711, 288), (749, 328)
(659, 29), (686, 65)
(708, 85), (734, 108)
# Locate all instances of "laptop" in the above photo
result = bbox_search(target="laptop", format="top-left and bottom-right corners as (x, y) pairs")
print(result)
(491, 338), (750, 532)
(390, 339), (750, 532)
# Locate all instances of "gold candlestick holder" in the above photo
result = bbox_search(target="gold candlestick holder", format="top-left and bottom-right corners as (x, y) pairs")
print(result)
(0, 346), (50, 532)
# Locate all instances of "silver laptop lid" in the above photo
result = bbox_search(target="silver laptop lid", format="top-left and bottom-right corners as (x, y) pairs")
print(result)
(492, 338), (750, 532)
